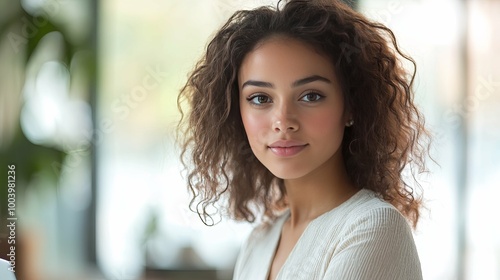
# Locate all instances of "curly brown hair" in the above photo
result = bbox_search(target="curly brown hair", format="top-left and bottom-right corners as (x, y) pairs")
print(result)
(177, 0), (430, 228)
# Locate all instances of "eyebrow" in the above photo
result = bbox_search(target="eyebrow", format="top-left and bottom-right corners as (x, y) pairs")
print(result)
(241, 75), (331, 89)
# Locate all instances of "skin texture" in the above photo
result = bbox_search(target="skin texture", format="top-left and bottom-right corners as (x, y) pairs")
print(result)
(238, 37), (359, 280)
(239, 36), (346, 181)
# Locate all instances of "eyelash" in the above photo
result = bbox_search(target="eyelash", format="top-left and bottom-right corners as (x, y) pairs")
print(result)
(300, 92), (324, 102)
(246, 91), (324, 106)
(246, 94), (271, 105)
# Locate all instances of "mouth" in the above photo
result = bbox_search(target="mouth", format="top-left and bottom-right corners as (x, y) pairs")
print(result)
(268, 141), (308, 157)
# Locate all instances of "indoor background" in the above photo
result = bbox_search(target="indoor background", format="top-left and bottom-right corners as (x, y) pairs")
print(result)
(0, 0), (499, 279)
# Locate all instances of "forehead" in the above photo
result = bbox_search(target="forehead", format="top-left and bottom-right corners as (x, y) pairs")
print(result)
(238, 37), (337, 86)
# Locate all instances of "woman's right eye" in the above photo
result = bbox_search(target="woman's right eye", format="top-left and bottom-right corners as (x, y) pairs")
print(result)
(247, 94), (271, 105)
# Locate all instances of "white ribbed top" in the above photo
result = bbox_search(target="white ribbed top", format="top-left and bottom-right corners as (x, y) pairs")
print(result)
(233, 189), (422, 280)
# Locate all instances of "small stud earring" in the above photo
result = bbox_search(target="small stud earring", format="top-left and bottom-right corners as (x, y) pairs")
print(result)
(346, 120), (354, 127)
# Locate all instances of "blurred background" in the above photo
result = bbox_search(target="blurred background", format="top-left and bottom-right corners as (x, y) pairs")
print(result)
(0, 0), (498, 279)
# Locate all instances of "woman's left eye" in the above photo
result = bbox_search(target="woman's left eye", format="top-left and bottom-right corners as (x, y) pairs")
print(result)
(300, 92), (324, 102)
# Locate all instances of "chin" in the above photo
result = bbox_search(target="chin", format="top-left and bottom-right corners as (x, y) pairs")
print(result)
(267, 166), (309, 180)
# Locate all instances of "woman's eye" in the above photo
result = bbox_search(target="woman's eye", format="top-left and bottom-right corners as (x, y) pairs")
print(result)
(247, 95), (271, 105)
(300, 92), (323, 102)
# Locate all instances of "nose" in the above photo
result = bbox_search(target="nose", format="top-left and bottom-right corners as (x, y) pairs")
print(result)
(272, 103), (299, 133)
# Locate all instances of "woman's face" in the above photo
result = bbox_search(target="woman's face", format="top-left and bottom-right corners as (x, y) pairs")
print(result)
(238, 37), (349, 180)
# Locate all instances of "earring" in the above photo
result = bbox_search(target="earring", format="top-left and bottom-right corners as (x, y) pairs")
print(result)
(346, 120), (354, 127)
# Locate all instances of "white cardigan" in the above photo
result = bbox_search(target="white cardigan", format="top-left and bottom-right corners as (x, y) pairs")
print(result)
(233, 189), (422, 280)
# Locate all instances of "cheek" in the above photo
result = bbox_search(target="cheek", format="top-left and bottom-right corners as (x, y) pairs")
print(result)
(306, 109), (345, 135)
(241, 109), (268, 145)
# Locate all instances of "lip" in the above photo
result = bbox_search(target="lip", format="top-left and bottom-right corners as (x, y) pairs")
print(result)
(268, 140), (308, 157)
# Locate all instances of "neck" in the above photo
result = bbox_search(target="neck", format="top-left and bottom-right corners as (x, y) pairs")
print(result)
(283, 152), (359, 228)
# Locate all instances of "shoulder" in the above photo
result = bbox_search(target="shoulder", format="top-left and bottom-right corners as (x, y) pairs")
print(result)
(322, 190), (422, 279)
(325, 189), (414, 249)
(327, 189), (411, 231)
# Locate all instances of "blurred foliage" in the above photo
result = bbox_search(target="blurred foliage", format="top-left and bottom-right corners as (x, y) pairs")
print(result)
(0, 0), (93, 230)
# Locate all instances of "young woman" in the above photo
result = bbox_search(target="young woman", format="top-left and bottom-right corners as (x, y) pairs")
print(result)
(178, 0), (430, 279)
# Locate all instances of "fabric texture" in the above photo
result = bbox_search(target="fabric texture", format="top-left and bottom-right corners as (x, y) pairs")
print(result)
(233, 189), (422, 280)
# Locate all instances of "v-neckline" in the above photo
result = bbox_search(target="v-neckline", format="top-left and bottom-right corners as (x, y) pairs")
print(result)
(263, 189), (365, 280)
(264, 210), (316, 280)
